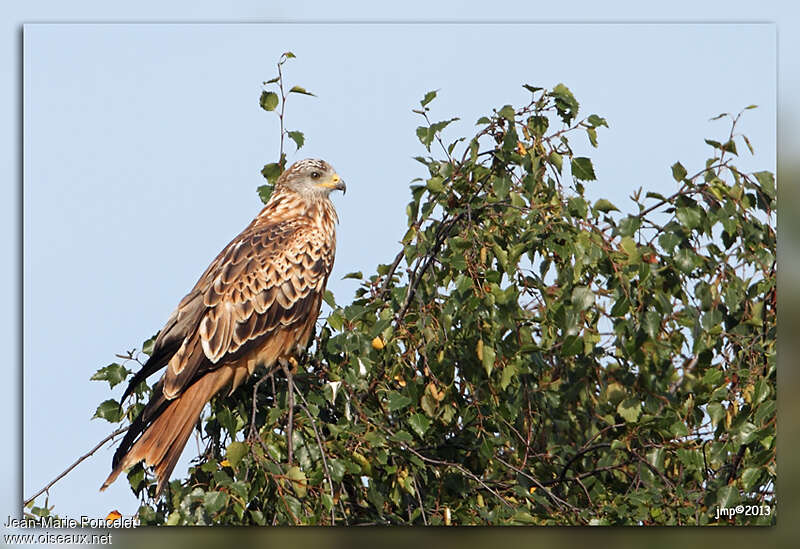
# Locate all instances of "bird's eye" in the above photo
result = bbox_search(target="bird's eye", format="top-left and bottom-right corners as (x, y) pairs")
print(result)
(310, 171), (321, 179)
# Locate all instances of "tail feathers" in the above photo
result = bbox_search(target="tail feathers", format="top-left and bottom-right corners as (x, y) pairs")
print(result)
(101, 367), (233, 495)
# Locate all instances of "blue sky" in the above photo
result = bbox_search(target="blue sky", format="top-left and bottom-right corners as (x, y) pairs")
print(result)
(2, 1), (791, 528)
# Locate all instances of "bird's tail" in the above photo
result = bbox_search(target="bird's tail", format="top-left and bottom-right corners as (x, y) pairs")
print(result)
(100, 367), (232, 495)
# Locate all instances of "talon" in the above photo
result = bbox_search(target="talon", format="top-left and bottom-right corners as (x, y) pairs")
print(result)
(288, 356), (299, 374)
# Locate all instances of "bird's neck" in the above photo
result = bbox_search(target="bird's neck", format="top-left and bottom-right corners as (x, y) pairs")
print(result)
(257, 189), (339, 227)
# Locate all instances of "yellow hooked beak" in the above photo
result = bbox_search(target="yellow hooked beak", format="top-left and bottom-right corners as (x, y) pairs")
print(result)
(317, 173), (347, 194)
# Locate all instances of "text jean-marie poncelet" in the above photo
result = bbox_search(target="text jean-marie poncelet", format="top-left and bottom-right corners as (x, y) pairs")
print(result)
(5, 515), (140, 529)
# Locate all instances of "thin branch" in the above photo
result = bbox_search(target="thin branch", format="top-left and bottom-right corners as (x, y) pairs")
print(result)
(248, 372), (272, 442)
(248, 364), (281, 443)
(294, 389), (337, 525)
(395, 213), (465, 325)
(494, 455), (580, 515)
(412, 475), (428, 525)
(398, 442), (512, 510)
(24, 426), (129, 507)
(282, 365), (294, 465)
(277, 56), (287, 167)
(379, 250), (405, 299)
(726, 445), (747, 484)
(555, 443), (611, 488)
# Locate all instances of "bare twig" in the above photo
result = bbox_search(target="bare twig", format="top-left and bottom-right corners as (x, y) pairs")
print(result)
(555, 443), (611, 488)
(494, 455), (580, 515)
(397, 439), (512, 510)
(24, 426), (129, 507)
(283, 365), (294, 465)
(726, 445), (747, 484)
(294, 389), (337, 525)
(395, 213), (465, 325)
(412, 475), (427, 525)
(248, 364), (281, 442)
(248, 372), (272, 442)
(379, 250), (405, 299)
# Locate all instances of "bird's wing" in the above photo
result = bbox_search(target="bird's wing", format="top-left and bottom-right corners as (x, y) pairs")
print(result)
(158, 218), (334, 399)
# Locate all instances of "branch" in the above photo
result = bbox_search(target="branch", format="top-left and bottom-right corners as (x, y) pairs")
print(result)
(494, 455), (581, 516)
(294, 389), (337, 525)
(394, 212), (465, 325)
(554, 443), (611, 488)
(23, 426), (129, 508)
(378, 249), (405, 299)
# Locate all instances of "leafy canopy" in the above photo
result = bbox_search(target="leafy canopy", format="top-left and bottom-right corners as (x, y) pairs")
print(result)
(81, 73), (776, 526)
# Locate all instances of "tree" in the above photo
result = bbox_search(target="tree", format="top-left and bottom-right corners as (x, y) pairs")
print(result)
(29, 56), (776, 526)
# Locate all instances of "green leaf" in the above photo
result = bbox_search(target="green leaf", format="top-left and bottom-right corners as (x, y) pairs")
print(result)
(670, 420), (689, 437)
(493, 176), (510, 199)
(715, 485), (740, 510)
(617, 215), (641, 237)
(388, 391), (412, 412)
(550, 83), (580, 124)
(674, 249), (696, 273)
(261, 162), (282, 185)
(571, 286), (595, 311)
(323, 290), (336, 308)
(288, 85), (316, 96)
(204, 491), (228, 514)
(259, 91), (279, 111)
(500, 361), (518, 390)
(141, 335), (156, 356)
(408, 413), (431, 438)
(257, 184), (273, 204)
(498, 105), (516, 121)
(482, 344), (496, 376)
(643, 310), (661, 339)
(90, 363), (130, 389)
(568, 196), (588, 218)
(287, 130), (305, 150)
(571, 157), (596, 181)
(285, 466), (308, 498)
(426, 176), (445, 193)
(342, 271), (363, 280)
(620, 236), (639, 261)
(587, 114), (608, 128)
(676, 207), (702, 230)
(594, 198), (619, 213)
(226, 441), (249, 468)
(707, 402), (725, 427)
(420, 90), (438, 107)
(549, 151), (563, 172)
(671, 162), (687, 182)
(721, 139), (737, 155)
(610, 296), (630, 317)
(753, 379), (770, 406)
(93, 399), (122, 423)
(753, 171), (775, 198)
(420, 393), (437, 417)
(326, 310), (343, 331)
(528, 115), (549, 137)
(586, 127), (598, 147)
(741, 467), (761, 491)
(617, 398), (642, 423)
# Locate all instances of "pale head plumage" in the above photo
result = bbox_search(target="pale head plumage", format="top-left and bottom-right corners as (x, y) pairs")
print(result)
(275, 158), (346, 200)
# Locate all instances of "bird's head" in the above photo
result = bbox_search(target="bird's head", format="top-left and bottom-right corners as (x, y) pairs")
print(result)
(275, 158), (346, 200)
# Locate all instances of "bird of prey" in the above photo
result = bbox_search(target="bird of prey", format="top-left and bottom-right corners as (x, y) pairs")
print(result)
(101, 158), (346, 495)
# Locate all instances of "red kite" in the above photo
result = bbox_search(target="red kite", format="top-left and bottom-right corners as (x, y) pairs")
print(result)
(101, 159), (345, 494)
